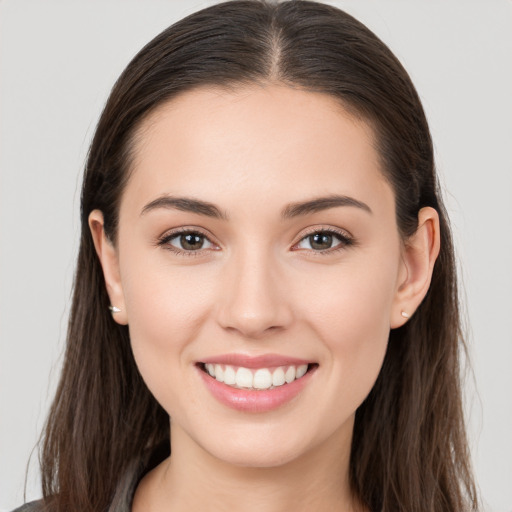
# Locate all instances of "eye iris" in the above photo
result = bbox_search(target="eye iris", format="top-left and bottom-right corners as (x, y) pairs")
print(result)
(310, 232), (333, 250)
(181, 233), (203, 250)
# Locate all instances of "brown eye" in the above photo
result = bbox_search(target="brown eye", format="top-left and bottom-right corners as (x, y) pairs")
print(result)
(295, 230), (352, 252)
(309, 232), (334, 250)
(165, 231), (215, 252)
(180, 233), (205, 250)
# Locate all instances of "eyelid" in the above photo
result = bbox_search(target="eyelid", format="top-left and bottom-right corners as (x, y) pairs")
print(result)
(157, 226), (220, 256)
(291, 225), (355, 253)
(295, 225), (353, 240)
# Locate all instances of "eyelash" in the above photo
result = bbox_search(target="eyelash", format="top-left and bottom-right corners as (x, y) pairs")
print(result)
(292, 227), (355, 256)
(157, 227), (217, 258)
(157, 226), (355, 257)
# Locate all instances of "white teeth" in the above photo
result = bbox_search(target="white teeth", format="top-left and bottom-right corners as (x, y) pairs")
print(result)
(285, 366), (296, 383)
(214, 364), (224, 382)
(223, 365), (236, 385)
(236, 367), (253, 388)
(272, 367), (285, 387)
(296, 364), (308, 378)
(204, 363), (311, 390)
(253, 369), (272, 390)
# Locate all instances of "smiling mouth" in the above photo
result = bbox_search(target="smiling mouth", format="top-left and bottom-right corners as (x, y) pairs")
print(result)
(198, 362), (318, 391)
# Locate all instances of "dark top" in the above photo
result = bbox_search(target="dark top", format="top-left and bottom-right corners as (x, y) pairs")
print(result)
(11, 443), (168, 512)
(11, 458), (141, 512)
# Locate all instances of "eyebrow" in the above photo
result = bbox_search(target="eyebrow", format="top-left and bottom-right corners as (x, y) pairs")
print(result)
(140, 193), (372, 220)
(281, 194), (372, 218)
(141, 196), (228, 220)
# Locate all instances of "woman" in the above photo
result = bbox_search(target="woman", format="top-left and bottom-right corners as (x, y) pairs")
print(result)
(13, 1), (479, 511)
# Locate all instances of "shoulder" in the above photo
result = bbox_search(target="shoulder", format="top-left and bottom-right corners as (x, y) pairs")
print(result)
(10, 500), (45, 512)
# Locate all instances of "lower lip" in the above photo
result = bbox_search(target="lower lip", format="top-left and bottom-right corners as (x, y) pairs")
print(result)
(197, 365), (316, 413)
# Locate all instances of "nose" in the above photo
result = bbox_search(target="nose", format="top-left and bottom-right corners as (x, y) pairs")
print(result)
(216, 247), (293, 339)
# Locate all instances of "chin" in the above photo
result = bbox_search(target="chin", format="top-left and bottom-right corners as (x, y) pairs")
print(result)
(208, 441), (308, 469)
(191, 417), (343, 470)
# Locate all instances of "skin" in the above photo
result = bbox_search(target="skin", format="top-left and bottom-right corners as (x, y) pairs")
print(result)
(90, 83), (440, 512)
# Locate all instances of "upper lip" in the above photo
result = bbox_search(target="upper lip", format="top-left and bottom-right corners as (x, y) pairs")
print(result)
(199, 353), (315, 369)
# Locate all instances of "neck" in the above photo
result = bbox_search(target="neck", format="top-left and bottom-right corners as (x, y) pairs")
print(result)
(133, 420), (365, 512)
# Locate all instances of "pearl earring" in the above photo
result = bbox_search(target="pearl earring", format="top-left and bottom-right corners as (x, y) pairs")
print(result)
(401, 311), (410, 319)
(109, 305), (121, 314)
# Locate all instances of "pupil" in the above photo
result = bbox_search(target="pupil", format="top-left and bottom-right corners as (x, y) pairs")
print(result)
(310, 233), (332, 250)
(181, 233), (203, 250)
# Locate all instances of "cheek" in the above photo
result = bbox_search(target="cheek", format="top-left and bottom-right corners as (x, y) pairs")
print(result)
(118, 252), (216, 409)
(297, 251), (399, 398)
(122, 247), (215, 339)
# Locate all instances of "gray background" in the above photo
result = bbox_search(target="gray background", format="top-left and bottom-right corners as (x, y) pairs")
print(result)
(1, 1), (511, 510)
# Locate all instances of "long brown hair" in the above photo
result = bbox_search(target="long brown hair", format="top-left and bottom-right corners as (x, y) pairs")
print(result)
(40, 1), (478, 511)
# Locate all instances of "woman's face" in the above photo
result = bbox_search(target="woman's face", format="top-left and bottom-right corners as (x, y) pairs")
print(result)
(109, 84), (407, 467)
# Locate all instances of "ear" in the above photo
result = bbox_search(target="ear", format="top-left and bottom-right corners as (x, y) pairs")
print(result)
(89, 210), (128, 325)
(390, 207), (441, 328)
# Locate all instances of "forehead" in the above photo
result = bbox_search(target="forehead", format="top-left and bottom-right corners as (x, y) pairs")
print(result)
(124, 84), (391, 214)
